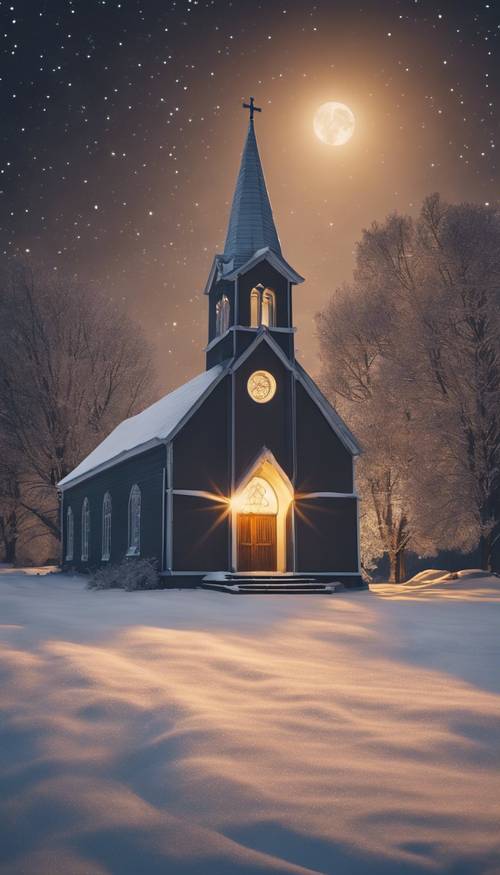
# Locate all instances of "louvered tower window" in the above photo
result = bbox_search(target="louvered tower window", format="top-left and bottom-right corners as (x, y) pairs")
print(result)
(215, 295), (230, 335)
(250, 285), (276, 328)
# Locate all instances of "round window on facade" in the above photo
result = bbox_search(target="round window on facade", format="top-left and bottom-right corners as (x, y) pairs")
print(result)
(247, 370), (277, 404)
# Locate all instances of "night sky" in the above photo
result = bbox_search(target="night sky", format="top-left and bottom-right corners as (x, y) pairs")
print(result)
(1, 0), (498, 392)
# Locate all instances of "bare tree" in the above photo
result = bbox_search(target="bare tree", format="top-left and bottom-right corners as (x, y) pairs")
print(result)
(0, 261), (155, 542)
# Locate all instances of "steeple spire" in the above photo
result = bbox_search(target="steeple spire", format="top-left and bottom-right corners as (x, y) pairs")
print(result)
(223, 104), (282, 269)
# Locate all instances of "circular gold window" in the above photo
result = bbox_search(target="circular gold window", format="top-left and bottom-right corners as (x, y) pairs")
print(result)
(247, 370), (277, 404)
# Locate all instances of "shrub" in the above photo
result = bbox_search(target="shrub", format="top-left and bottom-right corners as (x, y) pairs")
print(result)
(88, 557), (159, 591)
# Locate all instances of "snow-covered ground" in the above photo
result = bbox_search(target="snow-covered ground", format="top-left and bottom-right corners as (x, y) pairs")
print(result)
(0, 570), (499, 875)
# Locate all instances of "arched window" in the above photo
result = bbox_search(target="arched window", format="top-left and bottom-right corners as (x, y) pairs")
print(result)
(66, 506), (74, 562)
(215, 295), (230, 335)
(250, 288), (260, 327)
(81, 497), (90, 562)
(127, 484), (141, 556)
(249, 286), (276, 328)
(102, 492), (112, 561)
(261, 289), (276, 327)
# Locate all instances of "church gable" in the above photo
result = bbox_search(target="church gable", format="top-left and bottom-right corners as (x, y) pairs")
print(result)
(232, 337), (294, 485)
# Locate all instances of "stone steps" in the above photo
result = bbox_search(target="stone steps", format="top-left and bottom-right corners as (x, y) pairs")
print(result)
(201, 574), (344, 595)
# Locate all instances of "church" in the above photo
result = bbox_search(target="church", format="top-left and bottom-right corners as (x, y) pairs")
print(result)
(59, 100), (363, 593)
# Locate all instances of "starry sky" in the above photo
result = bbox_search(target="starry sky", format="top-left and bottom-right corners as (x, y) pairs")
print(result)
(1, 0), (498, 392)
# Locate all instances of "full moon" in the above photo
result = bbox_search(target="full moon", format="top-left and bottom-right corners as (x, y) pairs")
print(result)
(313, 101), (355, 146)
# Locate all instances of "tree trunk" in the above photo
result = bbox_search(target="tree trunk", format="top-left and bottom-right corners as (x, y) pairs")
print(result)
(4, 535), (16, 564)
(389, 548), (407, 583)
(395, 548), (406, 583)
(479, 531), (492, 572)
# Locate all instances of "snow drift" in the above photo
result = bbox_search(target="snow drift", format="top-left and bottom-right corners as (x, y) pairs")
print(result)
(0, 570), (499, 874)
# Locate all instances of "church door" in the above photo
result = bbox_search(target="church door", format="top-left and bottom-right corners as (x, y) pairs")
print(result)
(237, 514), (277, 571)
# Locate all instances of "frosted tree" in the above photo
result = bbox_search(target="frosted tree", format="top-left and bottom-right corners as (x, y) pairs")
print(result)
(0, 261), (155, 542)
(317, 265), (418, 582)
(318, 196), (500, 576)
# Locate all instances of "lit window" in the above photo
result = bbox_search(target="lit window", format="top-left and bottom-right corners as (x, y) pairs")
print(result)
(102, 492), (112, 561)
(261, 289), (276, 326)
(249, 285), (276, 328)
(66, 506), (74, 562)
(237, 477), (278, 514)
(250, 288), (260, 327)
(215, 295), (230, 335)
(81, 497), (90, 562)
(127, 484), (141, 555)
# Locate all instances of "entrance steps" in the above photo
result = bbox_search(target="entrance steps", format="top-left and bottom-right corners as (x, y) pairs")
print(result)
(201, 573), (344, 595)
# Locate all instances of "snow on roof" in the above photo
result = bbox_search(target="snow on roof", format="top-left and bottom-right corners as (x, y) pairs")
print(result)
(58, 364), (225, 489)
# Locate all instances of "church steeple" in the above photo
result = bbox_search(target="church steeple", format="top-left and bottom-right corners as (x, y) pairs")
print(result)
(205, 99), (304, 369)
(223, 111), (282, 269)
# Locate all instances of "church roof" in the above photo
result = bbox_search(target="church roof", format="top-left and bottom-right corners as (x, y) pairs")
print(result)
(58, 364), (226, 489)
(223, 119), (282, 269)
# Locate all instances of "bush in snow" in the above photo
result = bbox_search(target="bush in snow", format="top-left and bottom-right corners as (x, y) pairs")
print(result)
(87, 557), (159, 591)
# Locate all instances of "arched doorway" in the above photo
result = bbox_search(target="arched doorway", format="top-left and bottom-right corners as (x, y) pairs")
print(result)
(232, 451), (294, 573)
(236, 477), (278, 571)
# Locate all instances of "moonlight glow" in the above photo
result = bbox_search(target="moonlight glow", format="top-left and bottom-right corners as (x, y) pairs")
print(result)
(314, 102), (355, 146)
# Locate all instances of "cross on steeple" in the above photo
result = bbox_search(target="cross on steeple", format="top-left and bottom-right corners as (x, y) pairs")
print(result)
(242, 96), (261, 121)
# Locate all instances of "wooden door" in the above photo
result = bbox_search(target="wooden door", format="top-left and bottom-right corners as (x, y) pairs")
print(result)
(237, 514), (277, 571)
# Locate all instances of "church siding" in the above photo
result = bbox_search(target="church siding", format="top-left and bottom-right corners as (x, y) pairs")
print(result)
(172, 494), (230, 571)
(233, 344), (293, 485)
(61, 445), (165, 570)
(295, 382), (353, 494)
(294, 496), (359, 573)
(172, 377), (231, 494)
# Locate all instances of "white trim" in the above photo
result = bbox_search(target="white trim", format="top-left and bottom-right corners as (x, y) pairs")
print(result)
(58, 438), (162, 491)
(173, 489), (230, 503)
(230, 369), (236, 570)
(297, 492), (359, 499)
(291, 370), (297, 572)
(231, 329), (295, 374)
(232, 324), (296, 334)
(161, 466), (166, 572)
(204, 324), (296, 354)
(205, 328), (230, 354)
(161, 570), (362, 576)
(352, 460), (361, 574)
(166, 442), (173, 571)
(202, 255), (222, 296)
(235, 447), (294, 495)
(223, 248), (304, 285)
(294, 361), (361, 456)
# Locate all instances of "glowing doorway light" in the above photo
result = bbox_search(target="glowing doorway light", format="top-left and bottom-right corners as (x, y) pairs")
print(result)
(233, 477), (278, 514)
